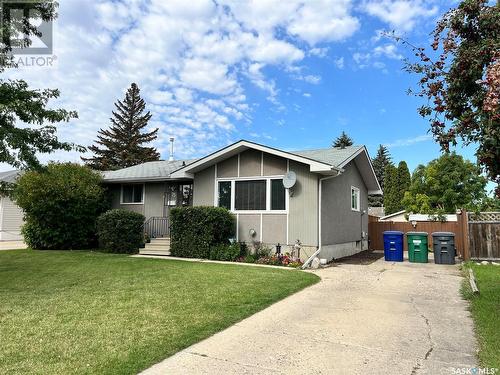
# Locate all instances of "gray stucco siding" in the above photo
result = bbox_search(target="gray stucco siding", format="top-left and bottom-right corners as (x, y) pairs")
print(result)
(239, 149), (261, 177)
(216, 155), (238, 178)
(193, 166), (215, 206)
(261, 214), (287, 244)
(320, 161), (368, 246)
(287, 161), (319, 247)
(144, 183), (165, 218)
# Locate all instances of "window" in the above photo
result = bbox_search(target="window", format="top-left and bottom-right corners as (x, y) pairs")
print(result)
(271, 179), (285, 210)
(218, 181), (232, 210)
(217, 178), (287, 212)
(235, 180), (266, 210)
(351, 186), (360, 211)
(122, 184), (143, 204)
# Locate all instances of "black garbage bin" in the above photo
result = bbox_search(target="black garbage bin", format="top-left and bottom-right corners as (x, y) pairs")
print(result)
(432, 232), (456, 264)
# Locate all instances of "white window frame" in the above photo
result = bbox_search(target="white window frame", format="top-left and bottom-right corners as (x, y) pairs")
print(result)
(215, 175), (288, 214)
(351, 186), (360, 212)
(121, 183), (145, 205)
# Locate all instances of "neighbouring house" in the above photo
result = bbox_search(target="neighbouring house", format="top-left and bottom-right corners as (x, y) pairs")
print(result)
(0, 171), (23, 241)
(103, 140), (382, 261)
(368, 206), (385, 218)
(379, 210), (407, 222)
(379, 210), (457, 223)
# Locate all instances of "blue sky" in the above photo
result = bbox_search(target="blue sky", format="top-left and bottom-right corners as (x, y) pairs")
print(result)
(3, 0), (482, 177)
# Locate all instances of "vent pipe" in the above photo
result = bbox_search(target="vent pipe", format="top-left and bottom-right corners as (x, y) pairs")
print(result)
(169, 137), (175, 161)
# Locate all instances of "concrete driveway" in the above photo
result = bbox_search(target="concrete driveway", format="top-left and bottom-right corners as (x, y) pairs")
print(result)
(142, 252), (477, 375)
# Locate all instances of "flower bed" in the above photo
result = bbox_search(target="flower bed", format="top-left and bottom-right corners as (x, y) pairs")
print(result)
(237, 252), (303, 268)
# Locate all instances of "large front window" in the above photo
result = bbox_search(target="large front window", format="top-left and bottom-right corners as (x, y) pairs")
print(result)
(235, 180), (266, 210)
(217, 178), (287, 212)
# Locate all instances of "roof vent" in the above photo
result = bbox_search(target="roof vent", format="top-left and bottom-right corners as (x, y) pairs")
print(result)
(169, 137), (175, 162)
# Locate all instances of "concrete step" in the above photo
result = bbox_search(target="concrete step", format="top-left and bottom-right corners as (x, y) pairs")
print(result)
(150, 238), (171, 243)
(139, 249), (171, 256)
(145, 242), (171, 249)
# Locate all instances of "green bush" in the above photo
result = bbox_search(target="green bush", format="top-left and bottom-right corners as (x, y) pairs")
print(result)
(96, 209), (145, 254)
(13, 163), (109, 249)
(170, 206), (235, 258)
(209, 243), (241, 261)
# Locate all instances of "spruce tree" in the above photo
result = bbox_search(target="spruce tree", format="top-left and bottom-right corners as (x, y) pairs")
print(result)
(332, 131), (354, 148)
(368, 145), (393, 207)
(82, 83), (160, 170)
(383, 164), (399, 215)
(396, 161), (411, 208)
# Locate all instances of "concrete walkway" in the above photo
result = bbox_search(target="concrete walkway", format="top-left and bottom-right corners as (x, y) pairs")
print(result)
(0, 241), (27, 250)
(141, 253), (477, 375)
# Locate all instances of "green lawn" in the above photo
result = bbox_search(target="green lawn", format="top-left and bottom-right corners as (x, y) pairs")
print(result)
(462, 263), (500, 369)
(0, 250), (319, 375)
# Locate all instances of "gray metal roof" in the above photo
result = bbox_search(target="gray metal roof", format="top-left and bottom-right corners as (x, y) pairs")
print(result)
(102, 159), (198, 182)
(290, 146), (364, 168)
(0, 170), (21, 184)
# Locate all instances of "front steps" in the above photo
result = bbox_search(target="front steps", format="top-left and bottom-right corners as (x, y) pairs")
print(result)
(140, 237), (171, 256)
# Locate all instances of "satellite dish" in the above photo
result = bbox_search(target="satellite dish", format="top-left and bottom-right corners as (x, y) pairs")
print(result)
(283, 171), (297, 189)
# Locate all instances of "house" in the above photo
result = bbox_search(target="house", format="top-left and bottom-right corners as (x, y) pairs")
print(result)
(379, 210), (407, 222)
(379, 210), (458, 223)
(0, 171), (23, 241)
(103, 140), (381, 261)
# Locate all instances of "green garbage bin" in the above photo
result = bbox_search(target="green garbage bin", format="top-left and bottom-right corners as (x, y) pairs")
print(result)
(406, 232), (429, 263)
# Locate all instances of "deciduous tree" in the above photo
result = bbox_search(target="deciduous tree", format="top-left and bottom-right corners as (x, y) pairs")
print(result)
(0, 2), (80, 175)
(394, 0), (500, 196)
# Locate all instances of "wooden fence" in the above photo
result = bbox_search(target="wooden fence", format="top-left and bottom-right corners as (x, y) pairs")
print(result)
(368, 210), (500, 260)
(368, 219), (463, 255)
(468, 212), (500, 260)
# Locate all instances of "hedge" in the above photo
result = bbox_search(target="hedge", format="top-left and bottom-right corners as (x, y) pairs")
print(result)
(13, 163), (109, 249)
(170, 206), (235, 258)
(97, 209), (145, 254)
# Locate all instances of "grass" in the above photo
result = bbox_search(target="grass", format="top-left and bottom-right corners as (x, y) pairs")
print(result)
(461, 262), (500, 369)
(0, 250), (319, 375)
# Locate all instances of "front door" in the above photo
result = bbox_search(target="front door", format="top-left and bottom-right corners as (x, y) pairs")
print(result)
(163, 183), (193, 217)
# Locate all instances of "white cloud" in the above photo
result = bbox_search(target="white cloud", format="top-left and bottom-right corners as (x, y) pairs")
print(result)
(303, 92), (312, 98)
(362, 0), (438, 31)
(334, 57), (345, 69)
(373, 44), (402, 59)
(384, 134), (432, 148)
(2, 0), (361, 163)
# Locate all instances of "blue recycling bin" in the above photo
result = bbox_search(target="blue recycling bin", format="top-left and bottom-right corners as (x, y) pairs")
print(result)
(383, 231), (404, 262)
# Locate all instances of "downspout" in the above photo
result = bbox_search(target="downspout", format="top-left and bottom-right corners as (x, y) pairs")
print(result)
(301, 170), (343, 269)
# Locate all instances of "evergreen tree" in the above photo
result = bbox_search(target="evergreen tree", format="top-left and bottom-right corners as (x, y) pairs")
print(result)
(383, 164), (400, 215)
(396, 161), (411, 207)
(332, 131), (354, 148)
(368, 145), (393, 207)
(82, 83), (160, 170)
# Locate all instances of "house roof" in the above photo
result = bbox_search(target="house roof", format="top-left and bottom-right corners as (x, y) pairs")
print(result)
(0, 170), (21, 184)
(380, 210), (406, 221)
(101, 140), (382, 194)
(291, 146), (364, 168)
(102, 159), (198, 183)
(172, 140), (382, 194)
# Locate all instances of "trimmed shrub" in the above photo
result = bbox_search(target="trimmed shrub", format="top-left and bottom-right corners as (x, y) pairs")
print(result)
(209, 243), (241, 261)
(170, 206), (235, 258)
(97, 209), (145, 254)
(13, 163), (109, 249)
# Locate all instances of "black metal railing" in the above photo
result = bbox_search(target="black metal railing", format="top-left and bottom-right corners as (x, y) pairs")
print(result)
(144, 217), (170, 238)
